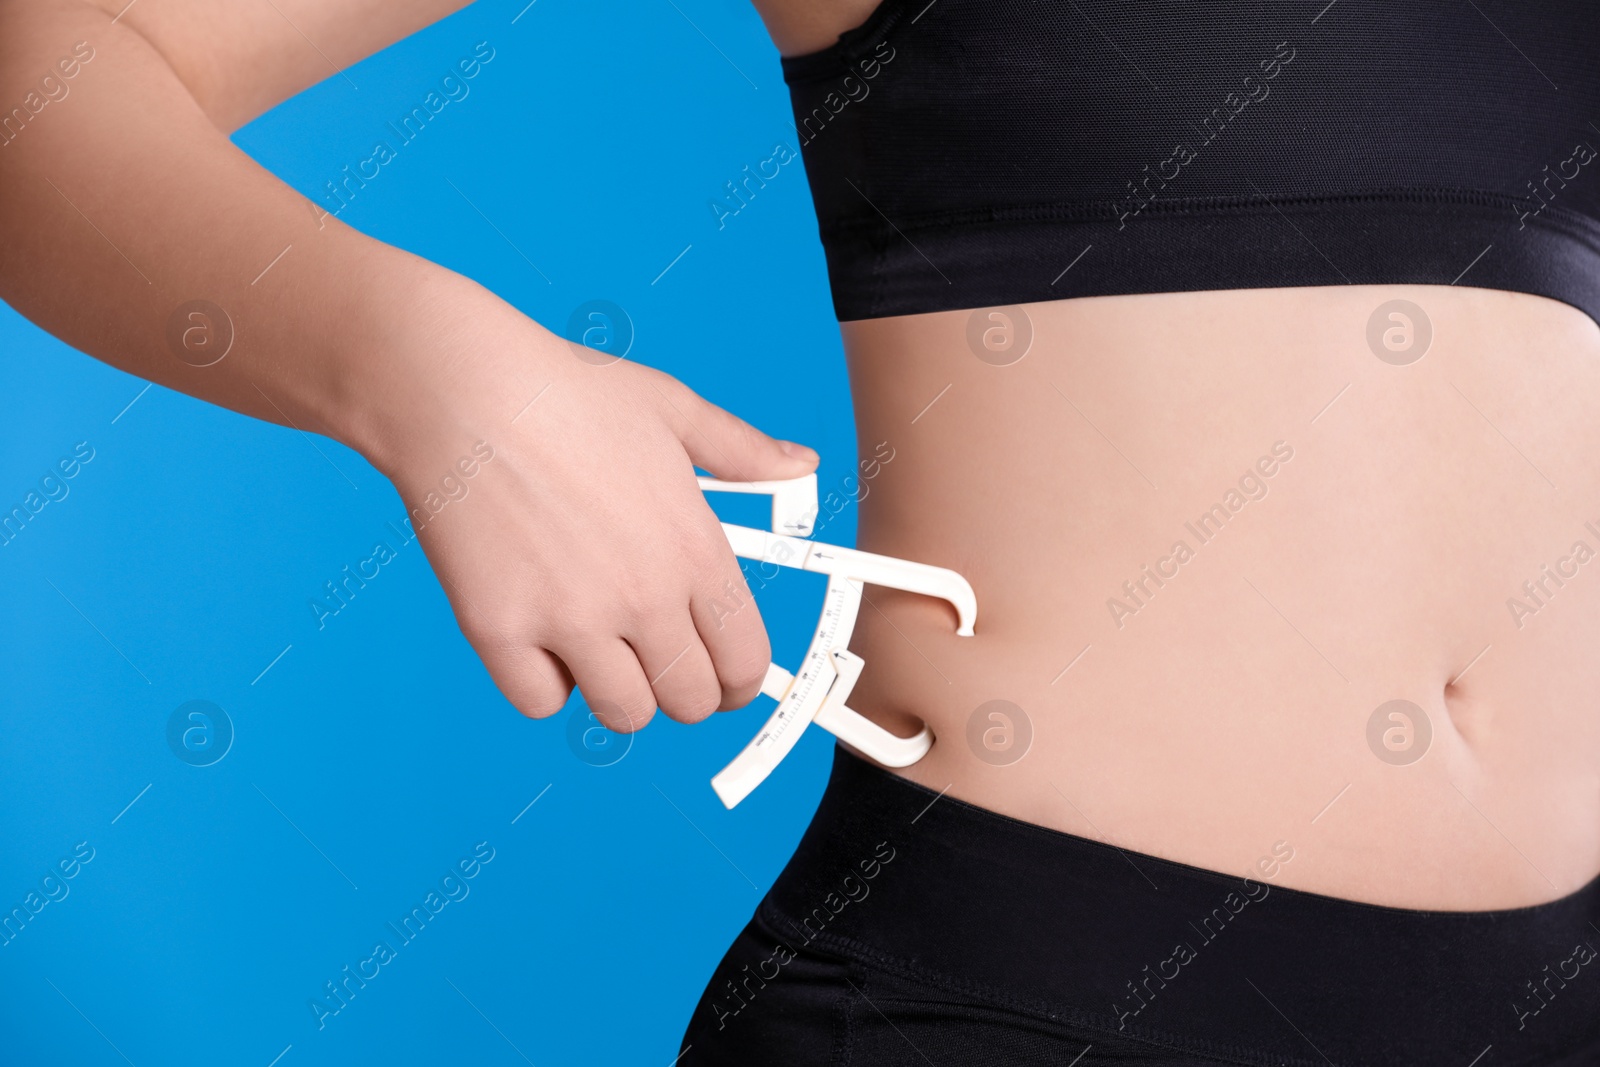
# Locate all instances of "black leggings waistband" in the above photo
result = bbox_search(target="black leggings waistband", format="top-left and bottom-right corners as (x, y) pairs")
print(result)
(683, 746), (1600, 1067)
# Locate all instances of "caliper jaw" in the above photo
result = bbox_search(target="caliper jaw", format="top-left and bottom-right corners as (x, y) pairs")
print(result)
(699, 474), (976, 808)
(811, 649), (933, 769)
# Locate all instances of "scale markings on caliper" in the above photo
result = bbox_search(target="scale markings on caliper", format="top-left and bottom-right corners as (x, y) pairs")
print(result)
(755, 579), (854, 751)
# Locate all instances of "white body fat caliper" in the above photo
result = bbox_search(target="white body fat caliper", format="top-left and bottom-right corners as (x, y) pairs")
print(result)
(696, 472), (978, 808)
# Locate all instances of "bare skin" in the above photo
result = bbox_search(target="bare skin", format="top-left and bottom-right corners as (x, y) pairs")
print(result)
(843, 287), (1600, 910)
(4, 0), (1594, 911)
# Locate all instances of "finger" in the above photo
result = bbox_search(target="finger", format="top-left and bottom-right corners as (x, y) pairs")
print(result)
(627, 624), (721, 725)
(434, 567), (573, 718)
(558, 637), (658, 733)
(689, 564), (772, 711)
(651, 376), (818, 482)
(475, 643), (573, 719)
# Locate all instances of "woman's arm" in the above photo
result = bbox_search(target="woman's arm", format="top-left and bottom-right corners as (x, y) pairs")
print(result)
(80, 0), (476, 133)
(0, 0), (445, 443)
(0, 0), (817, 728)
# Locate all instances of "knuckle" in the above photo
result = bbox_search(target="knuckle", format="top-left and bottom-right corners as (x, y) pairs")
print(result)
(643, 365), (689, 401)
(617, 585), (669, 629)
(719, 647), (771, 697)
(704, 579), (764, 639)
(722, 620), (772, 676)
(540, 604), (620, 652)
(626, 363), (681, 407)
(458, 612), (510, 652)
(540, 596), (602, 639)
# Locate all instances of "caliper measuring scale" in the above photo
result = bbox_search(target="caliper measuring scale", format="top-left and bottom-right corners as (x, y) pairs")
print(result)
(698, 473), (978, 808)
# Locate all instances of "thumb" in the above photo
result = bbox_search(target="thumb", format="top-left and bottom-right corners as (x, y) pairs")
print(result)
(664, 383), (819, 482)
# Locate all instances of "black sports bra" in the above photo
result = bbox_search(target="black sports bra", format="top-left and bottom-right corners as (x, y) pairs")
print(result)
(781, 0), (1600, 323)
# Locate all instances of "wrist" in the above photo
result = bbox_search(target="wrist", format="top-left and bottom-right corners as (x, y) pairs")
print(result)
(327, 256), (557, 485)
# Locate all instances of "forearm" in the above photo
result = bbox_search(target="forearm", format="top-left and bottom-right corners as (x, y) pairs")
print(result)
(0, 0), (482, 462)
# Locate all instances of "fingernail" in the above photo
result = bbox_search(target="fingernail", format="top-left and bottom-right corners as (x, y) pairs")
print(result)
(779, 440), (816, 461)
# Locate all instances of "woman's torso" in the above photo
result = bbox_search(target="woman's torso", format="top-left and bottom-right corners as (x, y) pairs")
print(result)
(752, 0), (1600, 910)
(843, 287), (1600, 911)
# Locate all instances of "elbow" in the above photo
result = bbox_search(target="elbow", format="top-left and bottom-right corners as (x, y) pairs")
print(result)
(0, 7), (101, 155)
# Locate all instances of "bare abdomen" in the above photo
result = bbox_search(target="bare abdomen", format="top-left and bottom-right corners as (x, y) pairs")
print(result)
(839, 284), (1600, 911)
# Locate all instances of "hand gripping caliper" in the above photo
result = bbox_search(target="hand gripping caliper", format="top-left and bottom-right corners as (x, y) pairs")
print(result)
(697, 472), (977, 808)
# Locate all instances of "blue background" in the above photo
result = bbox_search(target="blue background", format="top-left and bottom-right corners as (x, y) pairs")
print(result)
(0, 1), (856, 1063)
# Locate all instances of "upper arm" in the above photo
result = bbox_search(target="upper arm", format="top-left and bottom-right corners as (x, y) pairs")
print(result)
(747, 0), (885, 57)
(57, 0), (879, 129)
(80, 0), (473, 131)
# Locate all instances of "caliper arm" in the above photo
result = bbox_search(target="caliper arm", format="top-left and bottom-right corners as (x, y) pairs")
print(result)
(698, 474), (978, 808)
